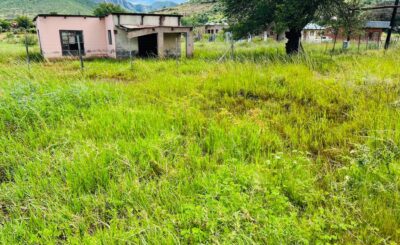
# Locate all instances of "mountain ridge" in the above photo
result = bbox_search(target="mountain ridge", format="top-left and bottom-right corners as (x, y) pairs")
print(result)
(0, 0), (187, 19)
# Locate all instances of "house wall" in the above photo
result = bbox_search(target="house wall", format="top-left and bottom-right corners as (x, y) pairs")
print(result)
(115, 14), (180, 27)
(115, 27), (139, 58)
(118, 15), (142, 25)
(105, 15), (117, 58)
(164, 33), (181, 57)
(143, 16), (160, 26)
(302, 30), (324, 42)
(164, 17), (179, 26)
(36, 16), (108, 58)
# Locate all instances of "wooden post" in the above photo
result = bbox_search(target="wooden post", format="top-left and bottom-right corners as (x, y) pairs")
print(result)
(130, 39), (134, 70)
(331, 31), (338, 55)
(230, 40), (235, 60)
(25, 31), (30, 71)
(77, 35), (84, 71)
(130, 50), (133, 70)
(357, 34), (361, 52)
(384, 0), (399, 50)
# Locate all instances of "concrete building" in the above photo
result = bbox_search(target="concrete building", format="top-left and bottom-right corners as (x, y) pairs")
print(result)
(324, 21), (391, 42)
(364, 21), (391, 42)
(34, 13), (194, 59)
(302, 23), (326, 42)
(197, 22), (229, 35)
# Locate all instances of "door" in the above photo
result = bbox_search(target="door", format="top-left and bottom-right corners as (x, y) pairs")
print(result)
(138, 34), (158, 57)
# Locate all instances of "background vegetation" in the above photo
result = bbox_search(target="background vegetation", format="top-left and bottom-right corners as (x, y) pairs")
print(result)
(0, 37), (399, 243)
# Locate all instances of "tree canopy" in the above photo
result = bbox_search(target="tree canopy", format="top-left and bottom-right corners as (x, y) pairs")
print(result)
(221, 0), (351, 54)
(14, 16), (34, 29)
(93, 3), (127, 17)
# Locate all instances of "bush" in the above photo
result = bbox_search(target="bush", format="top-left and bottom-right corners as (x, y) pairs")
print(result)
(20, 34), (37, 46)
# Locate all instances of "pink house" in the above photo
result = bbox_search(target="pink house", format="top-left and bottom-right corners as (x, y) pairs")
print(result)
(34, 13), (194, 59)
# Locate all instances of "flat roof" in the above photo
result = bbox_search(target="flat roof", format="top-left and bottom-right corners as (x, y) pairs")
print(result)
(119, 24), (192, 31)
(33, 12), (182, 21)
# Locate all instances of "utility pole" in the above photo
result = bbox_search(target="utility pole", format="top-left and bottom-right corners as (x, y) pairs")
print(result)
(384, 0), (399, 50)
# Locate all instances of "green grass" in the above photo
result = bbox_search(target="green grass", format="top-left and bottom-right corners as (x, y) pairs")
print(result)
(0, 39), (400, 244)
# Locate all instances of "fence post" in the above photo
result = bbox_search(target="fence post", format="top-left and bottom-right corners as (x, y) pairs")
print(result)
(230, 40), (235, 60)
(77, 35), (84, 71)
(25, 31), (30, 71)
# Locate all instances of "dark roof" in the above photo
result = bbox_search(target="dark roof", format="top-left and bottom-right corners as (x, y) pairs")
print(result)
(33, 14), (100, 21)
(33, 12), (182, 21)
(118, 24), (192, 32)
(365, 21), (391, 29)
(110, 12), (182, 17)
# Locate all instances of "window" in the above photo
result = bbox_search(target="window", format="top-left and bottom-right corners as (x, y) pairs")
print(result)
(59, 30), (84, 56)
(108, 30), (112, 45)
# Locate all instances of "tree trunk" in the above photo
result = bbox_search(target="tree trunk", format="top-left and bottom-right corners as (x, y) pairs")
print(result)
(285, 29), (302, 54)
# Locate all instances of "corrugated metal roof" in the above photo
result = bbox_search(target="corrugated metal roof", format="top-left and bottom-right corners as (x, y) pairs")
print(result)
(365, 21), (391, 29)
(303, 23), (325, 30)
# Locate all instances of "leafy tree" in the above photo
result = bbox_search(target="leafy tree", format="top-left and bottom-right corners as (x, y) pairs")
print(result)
(14, 16), (33, 29)
(221, 0), (336, 54)
(332, 0), (365, 42)
(0, 19), (11, 31)
(364, 0), (400, 22)
(93, 3), (127, 17)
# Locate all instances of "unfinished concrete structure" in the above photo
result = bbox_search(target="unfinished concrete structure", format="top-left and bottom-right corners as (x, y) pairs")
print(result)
(34, 13), (194, 59)
(198, 22), (229, 35)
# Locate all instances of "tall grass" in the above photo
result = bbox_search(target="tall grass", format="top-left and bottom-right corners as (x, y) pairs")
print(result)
(0, 40), (399, 244)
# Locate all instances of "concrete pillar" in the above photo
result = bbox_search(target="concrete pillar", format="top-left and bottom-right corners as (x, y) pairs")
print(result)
(157, 32), (164, 58)
(185, 32), (194, 58)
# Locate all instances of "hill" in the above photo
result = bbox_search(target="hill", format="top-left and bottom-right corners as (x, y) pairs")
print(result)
(154, 1), (223, 26)
(0, 0), (187, 19)
(0, 0), (95, 19)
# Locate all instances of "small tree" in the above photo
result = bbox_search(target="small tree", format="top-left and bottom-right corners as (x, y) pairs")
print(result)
(14, 16), (34, 29)
(93, 3), (127, 17)
(0, 19), (11, 31)
(335, 0), (365, 42)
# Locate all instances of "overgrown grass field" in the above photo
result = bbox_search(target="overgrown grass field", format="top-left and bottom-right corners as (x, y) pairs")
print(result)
(0, 39), (399, 244)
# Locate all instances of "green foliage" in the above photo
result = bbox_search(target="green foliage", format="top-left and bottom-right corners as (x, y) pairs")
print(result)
(0, 19), (11, 32)
(0, 39), (399, 243)
(20, 34), (38, 46)
(221, 0), (336, 54)
(182, 13), (209, 26)
(93, 3), (127, 17)
(14, 16), (34, 29)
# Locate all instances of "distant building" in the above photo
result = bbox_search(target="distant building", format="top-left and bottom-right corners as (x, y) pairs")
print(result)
(302, 23), (326, 42)
(197, 22), (229, 35)
(324, 21), (391, 42)
(34, 13), (194, 59)
(364, 21), (391, 41)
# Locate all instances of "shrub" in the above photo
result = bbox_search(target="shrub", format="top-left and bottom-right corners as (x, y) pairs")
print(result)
(20, 34), (37, 46)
